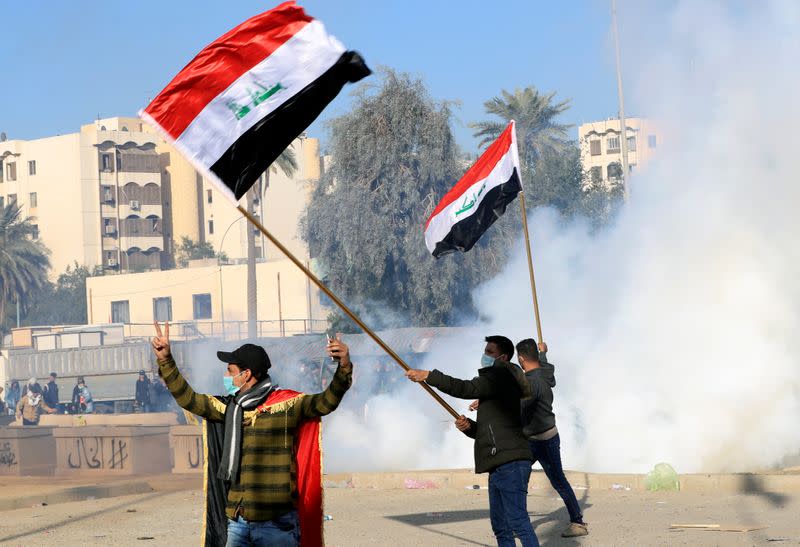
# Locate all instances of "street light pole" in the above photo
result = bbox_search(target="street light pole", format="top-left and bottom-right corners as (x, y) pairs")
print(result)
(218, 216), (245, 339)
(612, 0), (631, 201)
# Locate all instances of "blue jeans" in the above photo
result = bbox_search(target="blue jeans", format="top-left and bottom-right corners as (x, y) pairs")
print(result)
(529, 434), (583, 523)
(226, 510), (299, 547)
(488, 459), (539, 547)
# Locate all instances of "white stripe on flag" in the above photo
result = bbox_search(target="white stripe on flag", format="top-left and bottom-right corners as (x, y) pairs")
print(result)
(176, 20), (345, 169)
(424, 147), (517, 253)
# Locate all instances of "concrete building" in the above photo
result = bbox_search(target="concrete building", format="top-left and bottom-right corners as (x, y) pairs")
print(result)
(0, 117), (322, 277)
(578, 117), (659, 188)
(0, 118), (164, 275)
(85, 258), (328, 340)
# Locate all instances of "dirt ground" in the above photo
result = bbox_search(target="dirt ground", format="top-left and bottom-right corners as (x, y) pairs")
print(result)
(0, 486), (797, 546)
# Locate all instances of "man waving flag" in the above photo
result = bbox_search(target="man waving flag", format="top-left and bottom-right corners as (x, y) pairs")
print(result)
(140, 1), (370, 202)
(424, 121), (522, 257)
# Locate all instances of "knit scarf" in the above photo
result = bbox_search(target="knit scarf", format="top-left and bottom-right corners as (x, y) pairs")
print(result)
(217, 376), (275, 483)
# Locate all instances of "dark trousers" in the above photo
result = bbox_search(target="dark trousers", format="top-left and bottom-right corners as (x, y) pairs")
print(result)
(22, 418), (38, 426)
(487, 459), (539, 547)
(529, 434), (583, 523)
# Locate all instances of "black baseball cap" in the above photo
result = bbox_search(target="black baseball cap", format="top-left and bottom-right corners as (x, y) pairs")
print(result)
(217, 344), (271, 376)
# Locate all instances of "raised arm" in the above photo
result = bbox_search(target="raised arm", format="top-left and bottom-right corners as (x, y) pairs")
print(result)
(152, 322), (225, 422)
(407, 369), (497, 400)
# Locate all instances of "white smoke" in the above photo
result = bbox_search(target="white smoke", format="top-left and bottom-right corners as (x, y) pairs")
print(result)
(324, 0), (800, 474)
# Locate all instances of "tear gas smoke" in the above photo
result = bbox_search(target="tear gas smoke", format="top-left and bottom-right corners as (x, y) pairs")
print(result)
(323, 0), (800, 473)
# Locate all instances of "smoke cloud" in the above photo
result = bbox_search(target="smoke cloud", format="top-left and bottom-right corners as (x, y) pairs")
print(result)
(323, 0), (800, 474)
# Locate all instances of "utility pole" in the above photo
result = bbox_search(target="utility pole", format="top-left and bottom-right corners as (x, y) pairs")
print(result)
(612, 0), (630, 201)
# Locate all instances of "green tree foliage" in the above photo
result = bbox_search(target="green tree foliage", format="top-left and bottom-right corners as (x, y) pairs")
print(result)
(303, 70), (503, 327)
(472, 86), (621, 229)
(174, 236), (227, 267)
(0, 203), (50, 330)
(24, 262), (104, 326)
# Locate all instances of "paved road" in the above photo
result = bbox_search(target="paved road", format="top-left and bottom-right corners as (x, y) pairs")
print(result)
(0, 486), (797, 546)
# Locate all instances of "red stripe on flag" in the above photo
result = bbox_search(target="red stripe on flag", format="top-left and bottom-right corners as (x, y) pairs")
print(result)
(425, 122), (515, 229)
(143, 1), (312, 140)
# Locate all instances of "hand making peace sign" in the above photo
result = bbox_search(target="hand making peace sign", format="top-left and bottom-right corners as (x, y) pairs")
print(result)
(152, 321), (171, 360)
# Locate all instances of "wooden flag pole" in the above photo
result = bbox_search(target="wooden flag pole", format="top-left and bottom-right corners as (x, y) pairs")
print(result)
(518, 193), (544, 342)
(236, 205), (460, 419)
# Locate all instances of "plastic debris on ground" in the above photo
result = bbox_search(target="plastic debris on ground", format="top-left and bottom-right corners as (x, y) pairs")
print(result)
(610, 483), (631, 491)
(323, 515), (334, 521)
(404, 478), (438, 489)
(645, 462), (680, 492)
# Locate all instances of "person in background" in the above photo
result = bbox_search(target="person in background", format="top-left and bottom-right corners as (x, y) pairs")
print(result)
(16, 383), (56, 425)
(0, 387), (5, 415)
(72, 377), (94, 414)
(43, 372), (60, 412)
(6, 381), (20, 416)
(25, 377), (39, 397)
(517, 339), (588, 538)
(135, 370), (152, 412)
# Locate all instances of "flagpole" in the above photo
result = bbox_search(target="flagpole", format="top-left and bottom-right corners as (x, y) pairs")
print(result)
(517, 194), (544, 343)
(510, 120), (544, 343)
(235, 205), (460, 419)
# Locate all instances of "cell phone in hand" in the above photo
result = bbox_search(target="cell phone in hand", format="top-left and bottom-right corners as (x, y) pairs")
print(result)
(326, 333), (340, 362)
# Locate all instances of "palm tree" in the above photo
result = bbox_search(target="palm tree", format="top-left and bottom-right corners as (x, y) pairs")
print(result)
(246, 147), (299, 337)
(0, 203), (51, 328)
(471, 87), (572, 173)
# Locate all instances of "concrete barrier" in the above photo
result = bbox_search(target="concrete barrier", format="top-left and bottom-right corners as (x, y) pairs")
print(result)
(53, 426), (171, 476)
(170, 425), (204, 474)
(36, 412), (178, 427)
(0, 426), (56, 476)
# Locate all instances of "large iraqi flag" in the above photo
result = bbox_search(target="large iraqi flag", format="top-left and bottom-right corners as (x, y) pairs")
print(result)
(424, 121), (522, 257)
(140, 1), (370, 202)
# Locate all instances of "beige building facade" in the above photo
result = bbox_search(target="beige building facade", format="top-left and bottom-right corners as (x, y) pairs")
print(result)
(578, 117), (659, 188)
(0, 117), (322, 279)
(86, 259), (328, 340)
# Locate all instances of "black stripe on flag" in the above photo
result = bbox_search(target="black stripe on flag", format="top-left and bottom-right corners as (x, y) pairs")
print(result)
(210, 51), (371, 200)
(431, 168), (522, 258)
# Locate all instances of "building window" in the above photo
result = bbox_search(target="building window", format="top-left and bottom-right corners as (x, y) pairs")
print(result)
(28, 160), (36, 175)
(606, 137), (620, 153)
(121, 126), (129, 132)
(101, 153), (114, 172)
(29, 192), (37, 208)
(8, 193), (17, 205)
(627, 136), (636, 152)
(31, 224), (39, 240)
(0, 196), (4, 208)
(151, 217), (159, 232)
(589, 166), (602, 184)
(208, 220), (214, 234)
(607, 162), (623, 180)
(111, 300), (130, 323)
(648, 135), (657, 148)
(589, 140), (601, 156)
(6, 162), (16, 181)
(102, 186), (114, 203)
(207, 189), (213, 204)
(0, 159), (4, 183)
(193, 293), (212, 320)
(153, 297), (172, 322)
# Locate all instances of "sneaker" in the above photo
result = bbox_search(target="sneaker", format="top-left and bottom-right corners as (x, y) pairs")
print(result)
(561, 522), (589, 537)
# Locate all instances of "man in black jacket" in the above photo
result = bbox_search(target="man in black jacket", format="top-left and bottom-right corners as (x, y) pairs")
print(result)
(517, 339), (587, 538)
(135, 370), (152, 412)
(43, 372), (59, 412)
(406, 335), (539, 547)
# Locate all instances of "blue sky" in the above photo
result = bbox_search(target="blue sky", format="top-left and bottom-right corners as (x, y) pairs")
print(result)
(1, 0), (646, 153)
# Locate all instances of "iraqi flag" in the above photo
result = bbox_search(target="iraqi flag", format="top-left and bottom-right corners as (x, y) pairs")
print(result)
(424, 121), (522, 257)
(140, 1), (370, 202)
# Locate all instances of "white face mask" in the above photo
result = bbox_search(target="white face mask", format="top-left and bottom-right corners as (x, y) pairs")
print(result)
(481, 354), (495, 368)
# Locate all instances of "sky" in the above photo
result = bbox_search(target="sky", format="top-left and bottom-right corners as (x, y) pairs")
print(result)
(0, 0), (657, 154)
